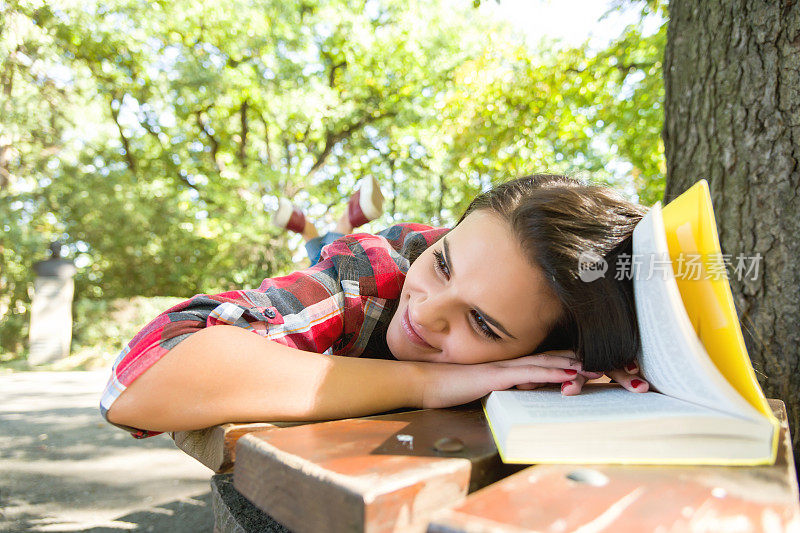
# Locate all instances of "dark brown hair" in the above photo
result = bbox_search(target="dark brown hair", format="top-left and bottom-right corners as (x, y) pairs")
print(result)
(458, 174), (646, 372)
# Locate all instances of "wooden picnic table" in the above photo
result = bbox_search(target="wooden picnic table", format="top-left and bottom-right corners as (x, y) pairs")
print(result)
(173, 399), (800, 533)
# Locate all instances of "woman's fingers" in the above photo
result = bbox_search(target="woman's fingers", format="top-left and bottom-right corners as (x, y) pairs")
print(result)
(607, 368), (649, 392)
(560, 373), (587, 396)
(514, 382), (543, 390)
(534, 349), (578, 359)
(503, 356), (648, 396)
(501, 352), (581, 370)
(497, 352), (650, 395)
(497, 363), (579, 392)
(562, 370), (648, 395)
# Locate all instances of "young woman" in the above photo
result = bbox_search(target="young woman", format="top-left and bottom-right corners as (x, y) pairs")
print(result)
(102, 174), (649, 438)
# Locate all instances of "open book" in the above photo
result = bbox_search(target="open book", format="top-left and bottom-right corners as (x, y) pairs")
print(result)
(484, 180), (780, 465)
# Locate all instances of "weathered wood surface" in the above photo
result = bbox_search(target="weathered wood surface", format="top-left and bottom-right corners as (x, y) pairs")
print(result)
(428, 399), (800, 533)
(233, 402), (521, 533)
(173, 422), (302, 473)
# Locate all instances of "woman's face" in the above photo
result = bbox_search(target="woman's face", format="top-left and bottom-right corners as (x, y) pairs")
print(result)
(386, 210), (564, 364)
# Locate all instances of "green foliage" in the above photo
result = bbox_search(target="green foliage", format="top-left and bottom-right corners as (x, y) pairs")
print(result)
(70, 296), (183, 361)
(0, 0), (667, 358)
(1, 0), (79, 354)
(436, 0), (667, 212)
(1, 296), (184, 371)
(591, 0), (668, 204)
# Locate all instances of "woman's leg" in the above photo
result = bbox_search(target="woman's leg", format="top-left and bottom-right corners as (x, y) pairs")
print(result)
(305, 232), (342, 265)
(304, 211), (354, 265)
(276, 177), (383, 264)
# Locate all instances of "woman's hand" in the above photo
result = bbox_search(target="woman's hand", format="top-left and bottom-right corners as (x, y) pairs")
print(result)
(418, 350), (586, 409)
(559, 359), (649, 396)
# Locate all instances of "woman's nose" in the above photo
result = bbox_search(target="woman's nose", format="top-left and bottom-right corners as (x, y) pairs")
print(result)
(415, 291), (450, 333)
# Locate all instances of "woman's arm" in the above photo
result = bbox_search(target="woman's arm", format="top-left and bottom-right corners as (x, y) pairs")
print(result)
(107, 325), (581, 432)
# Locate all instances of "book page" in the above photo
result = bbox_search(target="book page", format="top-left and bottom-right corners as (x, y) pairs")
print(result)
(484, 385), (775, 465)
(633, 205), (762, 421)
(492, 386), (729, 424)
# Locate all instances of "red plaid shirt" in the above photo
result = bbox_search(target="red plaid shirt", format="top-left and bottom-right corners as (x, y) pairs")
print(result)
(100, 224), (448, 437)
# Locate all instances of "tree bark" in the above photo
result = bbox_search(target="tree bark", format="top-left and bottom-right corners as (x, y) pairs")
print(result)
(663, 0), (800, 468)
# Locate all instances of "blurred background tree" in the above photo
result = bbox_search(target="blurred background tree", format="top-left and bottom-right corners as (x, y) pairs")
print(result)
(0, 0), (666, 361)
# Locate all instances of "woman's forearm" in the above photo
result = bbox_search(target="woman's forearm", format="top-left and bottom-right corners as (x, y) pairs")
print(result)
(106, 325), (425, 432)
(107, 325), (582, 433)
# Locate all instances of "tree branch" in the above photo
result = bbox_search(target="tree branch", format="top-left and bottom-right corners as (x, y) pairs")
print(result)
(566, 60), (656, 77)
(283, 136), (292, 175)
(0, 46), (19, 99)
(438, 174), (445, 224)
(386, 154), (397, 218)
(139, 118), (165, 148)
(195, 108), (224, 173)
(108, 97), (137, 174)
(328, 60), (347, 88)
(306, 110), (397, 177)
(135, 112), (220, 207)
(258, 112), (273, 168)
(614, 61), (655, 72)
(239, 100), (249, 167)
(0, 143), (12, 190)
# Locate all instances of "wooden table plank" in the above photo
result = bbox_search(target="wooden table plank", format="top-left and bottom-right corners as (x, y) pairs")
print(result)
(233, 402), (521, 533)
(172, 422), (303, 473)
(428, 399), (800, 533)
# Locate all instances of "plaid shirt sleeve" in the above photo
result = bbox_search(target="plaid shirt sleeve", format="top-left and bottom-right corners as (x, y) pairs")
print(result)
(100, 223), (448, 438)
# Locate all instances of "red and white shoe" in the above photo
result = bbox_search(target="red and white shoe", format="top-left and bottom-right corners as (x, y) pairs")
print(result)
(347, 176), (384, 229)
(272, 198), (306, 234)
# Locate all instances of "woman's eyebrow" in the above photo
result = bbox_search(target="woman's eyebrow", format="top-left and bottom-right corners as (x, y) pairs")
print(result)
(442, 237), (517, 340)
(475, 305), (517, 340)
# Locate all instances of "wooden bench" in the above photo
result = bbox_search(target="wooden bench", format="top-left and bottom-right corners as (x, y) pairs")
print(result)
(173, 400), (800, 532)
(172, 422), (295, 474)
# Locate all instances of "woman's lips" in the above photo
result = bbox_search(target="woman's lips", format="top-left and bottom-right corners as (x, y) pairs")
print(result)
(402, 307), (433, 349)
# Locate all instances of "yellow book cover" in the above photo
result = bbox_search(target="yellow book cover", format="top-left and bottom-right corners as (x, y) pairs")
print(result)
(661, 179), (779, 460)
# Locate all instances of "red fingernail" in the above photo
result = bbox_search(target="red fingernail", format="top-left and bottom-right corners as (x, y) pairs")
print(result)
(564, 369), (577, 375)
(631, 379), (644, 388)
(561, 381), (573, 390)
(625, 362), (637, 372)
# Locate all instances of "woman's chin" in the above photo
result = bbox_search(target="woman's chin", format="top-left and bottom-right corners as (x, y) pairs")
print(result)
(386, 324), (419, 362)
(386, 326), (408, 360)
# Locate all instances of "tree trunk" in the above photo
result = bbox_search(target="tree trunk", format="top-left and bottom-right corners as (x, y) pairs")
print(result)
(663, 0), (800, 469)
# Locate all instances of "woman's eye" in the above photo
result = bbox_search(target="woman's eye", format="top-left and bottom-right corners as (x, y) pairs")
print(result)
(470, 310), (501, 341)
(433, 250), (450, 279)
